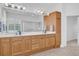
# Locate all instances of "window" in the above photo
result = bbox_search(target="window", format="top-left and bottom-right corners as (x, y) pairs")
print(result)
(9, 24), (14, 30)
(0, 21), (6, 32)
(0, 21), (2, 32)
(15, 24), (20, 31)
(8, 24), (21, 31)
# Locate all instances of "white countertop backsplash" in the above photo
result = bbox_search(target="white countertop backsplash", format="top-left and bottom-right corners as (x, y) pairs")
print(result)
(0, 31), (56, 38)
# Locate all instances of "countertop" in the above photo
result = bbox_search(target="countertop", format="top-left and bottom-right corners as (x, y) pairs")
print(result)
(0, 31), (56, 38)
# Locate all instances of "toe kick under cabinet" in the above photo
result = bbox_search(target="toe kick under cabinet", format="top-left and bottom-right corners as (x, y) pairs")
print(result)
(0, 34), (56, 56)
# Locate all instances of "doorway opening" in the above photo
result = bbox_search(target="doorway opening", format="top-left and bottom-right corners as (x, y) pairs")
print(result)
(67, 16), (78, 47)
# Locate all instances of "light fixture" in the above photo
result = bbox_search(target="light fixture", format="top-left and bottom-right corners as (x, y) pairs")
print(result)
(4, 3), (48, 15)
(4, 3), (26, 10)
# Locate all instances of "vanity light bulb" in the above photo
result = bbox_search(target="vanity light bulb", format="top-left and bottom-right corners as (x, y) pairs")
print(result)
(18, 6), (21, 9)
(4, 3), (9, 7)
(37, 10), (40, 13)
(40, 11), (43, 14)
(11, 4), (15, 8)
(22, 7), (26, 10)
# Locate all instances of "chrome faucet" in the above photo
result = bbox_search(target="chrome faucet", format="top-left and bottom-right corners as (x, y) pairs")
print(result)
(16, 31), (21, 35)
(42, 29), (46, 33)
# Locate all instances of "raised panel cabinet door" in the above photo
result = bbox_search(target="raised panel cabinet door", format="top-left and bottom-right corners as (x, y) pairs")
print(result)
(0, 40), (1, 55)
(56, 20), (61, 33)
(56, 19), (61, 48)
(0, 38), (11, 56)
(45, 35), (55, 48)
(11, 37), (24, 56)
(39, 37), (46, 49)
(23, 37), (32, 53)
(55, 34), (61, 47)
(46, 37), (51, 48)
(50, 37), (55, 48)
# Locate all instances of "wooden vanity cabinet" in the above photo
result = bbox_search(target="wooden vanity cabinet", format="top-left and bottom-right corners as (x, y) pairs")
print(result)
(0, 38), (11, 56)
(0, 34), (56, 56)
(31, 34), (55, 53)
(54, 12), (61, 48)
(45, 35), (55, 48)
(10, 37), (24, 56)
(44, 11), (61, 48)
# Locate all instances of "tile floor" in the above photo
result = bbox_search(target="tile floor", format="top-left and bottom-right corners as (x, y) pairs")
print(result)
(31, 39), (79, 56)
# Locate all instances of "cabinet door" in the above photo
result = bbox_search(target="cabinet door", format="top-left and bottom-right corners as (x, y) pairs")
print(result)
(56, 19), (61, 47)
(46, 35), (55, 48)
(56, 19), (61, 33)
(0, 39), (1, 56)
(23, 36), (32, 53)
(50, 36), (55, 47)
(39, 36), (46, 49)
(46, 37), (51, 48)
(11, 37), (24, 56)
(0, 38), (11, 56)
(55, 34), (61, 47)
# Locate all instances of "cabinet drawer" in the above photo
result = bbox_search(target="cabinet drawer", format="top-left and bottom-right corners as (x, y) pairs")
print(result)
(32, 39), (40, 44)
(46, 35), (55, 38)
(11, 37), (22, 42)
(32, 39), (39, 42)
(32, 42), (39, 45)
(32, 44), (39, 47)
(32, 44), (39, 49)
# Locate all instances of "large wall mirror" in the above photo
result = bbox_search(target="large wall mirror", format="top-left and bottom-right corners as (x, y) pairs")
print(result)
(4, 10), (44, 34)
